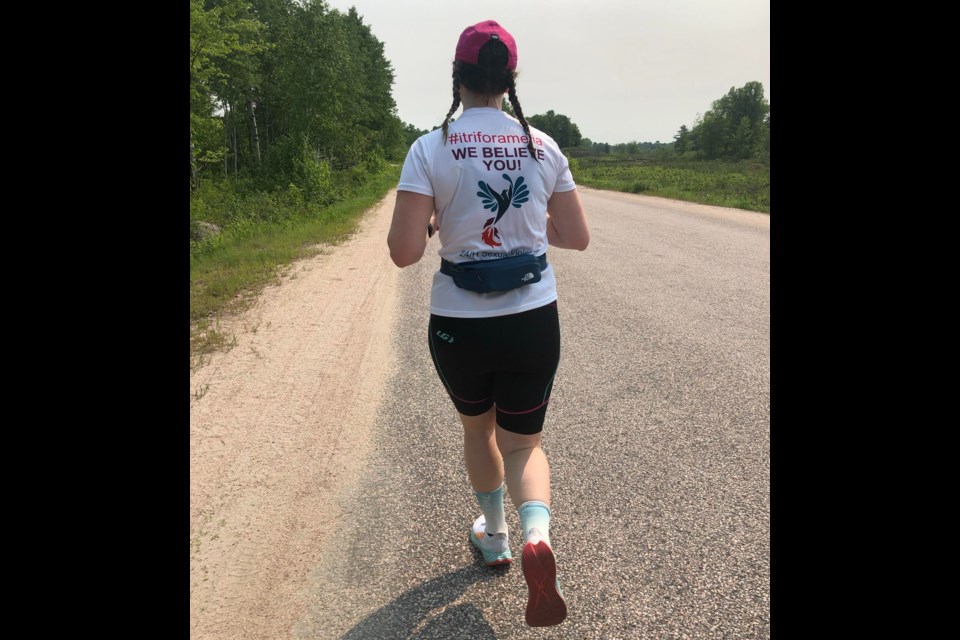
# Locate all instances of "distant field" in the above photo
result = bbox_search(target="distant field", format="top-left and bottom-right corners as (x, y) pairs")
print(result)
(572, 156), (769, 214)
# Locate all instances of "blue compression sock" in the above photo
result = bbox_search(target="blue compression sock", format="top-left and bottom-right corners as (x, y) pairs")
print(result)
(518, 500), (551, 545)
(474, 484), (507, 535)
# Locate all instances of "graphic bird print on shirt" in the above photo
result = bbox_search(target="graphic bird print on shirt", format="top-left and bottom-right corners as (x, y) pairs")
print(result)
(476, 174), (530, 247)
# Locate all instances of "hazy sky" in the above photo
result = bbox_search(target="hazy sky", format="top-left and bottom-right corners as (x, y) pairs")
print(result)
(325, 0), (770, 145)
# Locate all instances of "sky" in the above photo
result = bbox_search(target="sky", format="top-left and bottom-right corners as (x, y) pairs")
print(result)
(325, 0), (770, 145)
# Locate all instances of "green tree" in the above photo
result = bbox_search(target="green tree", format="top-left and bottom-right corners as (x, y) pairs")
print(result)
(527, 110), (582, 148)
(190, 0), (268, 185)
(673, 125), (691, 154)
(724, 81), (768, 130)
(261, 1), (401, 173)
(685, 81), (770, 160)
(757, 113), (770, 163)
(730, 116), (755, 160)
(402, 122), (428, 148)
(695, 111), (726, 159)
(191, 0), (408, 197)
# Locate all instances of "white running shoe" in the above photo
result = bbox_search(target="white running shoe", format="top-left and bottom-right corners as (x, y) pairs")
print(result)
(469, 515), (512, 566)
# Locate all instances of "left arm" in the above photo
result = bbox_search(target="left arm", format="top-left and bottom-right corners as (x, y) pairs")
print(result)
(545, 188), (590, 250)
(387, 190), (435, 268)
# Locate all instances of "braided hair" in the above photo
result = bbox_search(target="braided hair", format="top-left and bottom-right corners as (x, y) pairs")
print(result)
(441, 39), (539, 162)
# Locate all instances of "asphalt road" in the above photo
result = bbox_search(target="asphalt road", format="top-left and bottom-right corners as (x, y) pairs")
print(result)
(293, 186), (770, 639)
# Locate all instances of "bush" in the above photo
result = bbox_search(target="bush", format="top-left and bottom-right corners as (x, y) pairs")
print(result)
(294, 144), (335, 205)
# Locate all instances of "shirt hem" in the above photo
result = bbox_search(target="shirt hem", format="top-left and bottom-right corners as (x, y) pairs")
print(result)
(397, 184), (434, 197)
(429, 294), (558, 319)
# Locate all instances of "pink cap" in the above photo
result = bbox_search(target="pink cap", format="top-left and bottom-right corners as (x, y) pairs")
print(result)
(455, 20), (517, 69)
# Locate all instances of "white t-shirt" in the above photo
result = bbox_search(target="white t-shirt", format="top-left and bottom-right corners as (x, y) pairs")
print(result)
(397, 107), (577, 318)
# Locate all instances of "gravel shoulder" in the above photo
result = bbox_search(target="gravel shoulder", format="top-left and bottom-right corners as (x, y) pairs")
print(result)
(190, 192), (400, 639)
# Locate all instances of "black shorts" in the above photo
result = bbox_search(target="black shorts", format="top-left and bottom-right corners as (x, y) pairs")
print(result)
(428, 301), (561, 435)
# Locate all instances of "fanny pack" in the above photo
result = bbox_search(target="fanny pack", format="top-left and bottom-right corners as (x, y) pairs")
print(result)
(440, 253), (547, 294)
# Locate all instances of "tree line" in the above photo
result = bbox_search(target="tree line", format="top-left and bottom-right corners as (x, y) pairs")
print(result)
(575, 82), (769, 162)
(671, 81), (769, 161)
(190, 0), (405, 195)
(405, 81), (769, 164)
(401, 105), (586, 150)
(191, 0), (768, 202)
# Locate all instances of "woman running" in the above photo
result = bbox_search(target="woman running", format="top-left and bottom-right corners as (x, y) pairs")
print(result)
(387, 19), (590, 627)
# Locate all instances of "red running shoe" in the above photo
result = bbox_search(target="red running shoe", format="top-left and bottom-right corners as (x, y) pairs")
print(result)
(521, 528), (567, 626)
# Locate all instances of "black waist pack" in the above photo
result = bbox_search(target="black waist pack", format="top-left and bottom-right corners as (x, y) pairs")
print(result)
(440, 253), (547, 294)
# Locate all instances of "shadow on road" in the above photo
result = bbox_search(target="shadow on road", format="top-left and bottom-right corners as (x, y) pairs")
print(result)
(340, 564), (508, 639)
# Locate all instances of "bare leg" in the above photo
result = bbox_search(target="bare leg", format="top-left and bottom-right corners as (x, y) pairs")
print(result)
(498, 425), (566, 626)
(459, 407), (503, 493)
(496, 426), (550, 508)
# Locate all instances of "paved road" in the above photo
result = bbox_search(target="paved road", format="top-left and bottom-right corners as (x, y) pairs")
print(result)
(294, 186), (770, 639)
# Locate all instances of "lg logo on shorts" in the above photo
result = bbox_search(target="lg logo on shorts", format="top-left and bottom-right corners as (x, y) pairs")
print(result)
(435, 330), (455, 344)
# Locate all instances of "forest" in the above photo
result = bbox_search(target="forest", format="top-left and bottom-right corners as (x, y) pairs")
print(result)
(190, 0), (404, 195)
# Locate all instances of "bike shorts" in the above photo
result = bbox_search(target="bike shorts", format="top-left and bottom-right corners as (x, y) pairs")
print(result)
(428, 301), (561, 435)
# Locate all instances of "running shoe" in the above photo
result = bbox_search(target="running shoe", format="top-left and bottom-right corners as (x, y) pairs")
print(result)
(469, 515), (512, 566)
(521, 528), (567, 626)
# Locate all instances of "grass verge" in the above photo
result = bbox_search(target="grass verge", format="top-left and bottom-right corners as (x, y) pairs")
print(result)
(190, 166), (399, 368)
(572, 157), (770, 214)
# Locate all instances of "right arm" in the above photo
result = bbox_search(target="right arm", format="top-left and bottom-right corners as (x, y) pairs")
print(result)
(387, 190), (435, 268)
(546, 188), (590, 250)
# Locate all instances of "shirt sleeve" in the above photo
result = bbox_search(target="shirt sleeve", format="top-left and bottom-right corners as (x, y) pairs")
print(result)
(545, 135), (576, 193)
(553, 159), (577, 193)
(397, 137), (434, 197)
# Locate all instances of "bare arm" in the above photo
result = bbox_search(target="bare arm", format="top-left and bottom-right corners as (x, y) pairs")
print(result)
(546, 188), (590, 250)
(387, 190), (435, 267)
